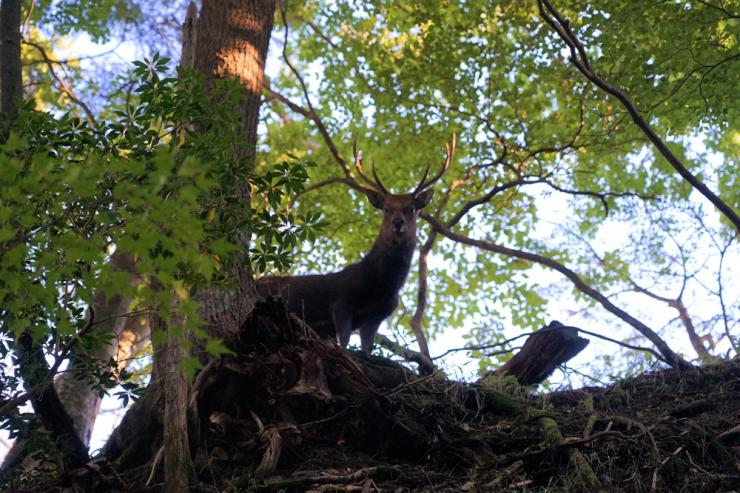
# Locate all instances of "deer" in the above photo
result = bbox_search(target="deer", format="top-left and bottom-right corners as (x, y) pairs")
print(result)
(256, 137), (455, 354)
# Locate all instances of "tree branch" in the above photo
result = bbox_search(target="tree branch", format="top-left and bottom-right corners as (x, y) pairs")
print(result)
(22, 40), (97, 127)
(538, 0), (740, 234)
(409, 231), (434, 368)
(376, 334), (434, 374)
(423, 214), (690, 369)
(407, 177), (469, 373)
(715, 239), (737, 353)
(692, 0), (739, 18)
(561, 221), (716, 362)
(276, 2), (352, 178)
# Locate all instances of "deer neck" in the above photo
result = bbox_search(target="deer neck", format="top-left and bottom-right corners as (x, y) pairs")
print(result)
(361, 238), (415, 289)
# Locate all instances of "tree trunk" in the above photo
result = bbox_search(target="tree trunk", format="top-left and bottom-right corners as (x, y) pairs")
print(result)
(490, 321), (590, 385)
(0, 0), (22, 118)
(192, 0), (273, 164)
(100, 2), (276, 488)
(63, 0), (276, 476)
(191, 0), (276, 339)
(150, 310), (195, 493)
(155, 3), (276, 488)
(56, 252), (147, 447)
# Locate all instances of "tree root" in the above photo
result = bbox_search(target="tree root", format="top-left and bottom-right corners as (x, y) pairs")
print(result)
(253, 465), (401, 491)
(254, 427), (283, 479)
(67, 304), (738, 493)
(538, 416), (604, 491)
(484, 459), (523, 489)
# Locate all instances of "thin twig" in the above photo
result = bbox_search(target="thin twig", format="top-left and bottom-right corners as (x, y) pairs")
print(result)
(22, 40), (97, 127)
(277, 1), (351, 178)
(21, 0), (35, 35)
(432, 323), (664, 363)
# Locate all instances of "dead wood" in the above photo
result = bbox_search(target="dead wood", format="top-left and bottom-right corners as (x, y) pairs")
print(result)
(491, 321), (589, 385)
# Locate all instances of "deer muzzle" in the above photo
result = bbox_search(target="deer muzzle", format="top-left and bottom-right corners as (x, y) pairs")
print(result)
(392, 218), (406, 234)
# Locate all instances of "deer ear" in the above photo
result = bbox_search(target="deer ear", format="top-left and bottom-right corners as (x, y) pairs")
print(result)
(364, 189), (385, 209)
(414, 189), (434, 210)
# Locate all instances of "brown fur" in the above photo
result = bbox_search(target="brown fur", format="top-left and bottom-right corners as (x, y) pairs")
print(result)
(256, 190), (434, 353)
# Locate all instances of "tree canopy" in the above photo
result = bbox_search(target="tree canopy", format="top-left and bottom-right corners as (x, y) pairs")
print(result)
(263, 0), (738, 371)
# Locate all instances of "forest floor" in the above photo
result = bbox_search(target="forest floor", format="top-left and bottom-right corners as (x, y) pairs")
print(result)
(17, 302), (740, 493)
(216, 357), (740, 493)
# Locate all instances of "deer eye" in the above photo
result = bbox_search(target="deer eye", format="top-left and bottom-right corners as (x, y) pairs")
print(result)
(404, 207), (414, 215)
(383, 207), (391, 214)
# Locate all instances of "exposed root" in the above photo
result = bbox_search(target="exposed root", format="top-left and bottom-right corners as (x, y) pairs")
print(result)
(254, 427), (283, 479)
(256, 465), (401, 492)
(484, 459), (523, 489)
(145, 445), (164, 487)
(538, 415), (603, 491)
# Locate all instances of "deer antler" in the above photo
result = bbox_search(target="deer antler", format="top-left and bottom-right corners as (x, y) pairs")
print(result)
(353, 138), (389, 194)
(413, 133), (456, 196)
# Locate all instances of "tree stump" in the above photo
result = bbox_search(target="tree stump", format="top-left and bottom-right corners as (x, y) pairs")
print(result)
(491, 321), (589, 385)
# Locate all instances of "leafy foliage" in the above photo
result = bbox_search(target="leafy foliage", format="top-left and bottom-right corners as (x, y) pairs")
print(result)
(0, 54), (320, 452)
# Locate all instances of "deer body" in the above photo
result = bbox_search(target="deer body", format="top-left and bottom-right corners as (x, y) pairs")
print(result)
(257, 235), (414, 352)
(257, 138), (454, 353)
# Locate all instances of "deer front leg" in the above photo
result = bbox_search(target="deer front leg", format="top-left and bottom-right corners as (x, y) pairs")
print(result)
(331, 301), (353, 348)
(359, 323), (380, 355)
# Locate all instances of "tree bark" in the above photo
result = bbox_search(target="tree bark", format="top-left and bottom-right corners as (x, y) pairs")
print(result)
(0, 0), (22, 118)
(192, 0), (273, 164)
(191, 0), (276, 339)
(150, 310), (195, 493)
(57, 252), (147, 447)
(409, 233), (436, 374)
(98, 2), (278, 488)
(146, 10), (201, 490)
(14, 334), (89, 470)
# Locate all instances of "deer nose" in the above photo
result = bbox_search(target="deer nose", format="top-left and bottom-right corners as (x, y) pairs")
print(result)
(392, 217), (406, 232)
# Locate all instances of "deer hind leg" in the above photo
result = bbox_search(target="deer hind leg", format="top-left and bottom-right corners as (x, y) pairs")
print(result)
(331, 301), (353, 348)
(359, 323), (380, 354)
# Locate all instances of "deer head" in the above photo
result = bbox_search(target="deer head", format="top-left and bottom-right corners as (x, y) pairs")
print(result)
(352, 136), (456, 250)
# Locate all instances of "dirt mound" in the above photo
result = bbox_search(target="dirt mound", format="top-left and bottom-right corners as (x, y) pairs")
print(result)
(18, 301), (739, 492)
